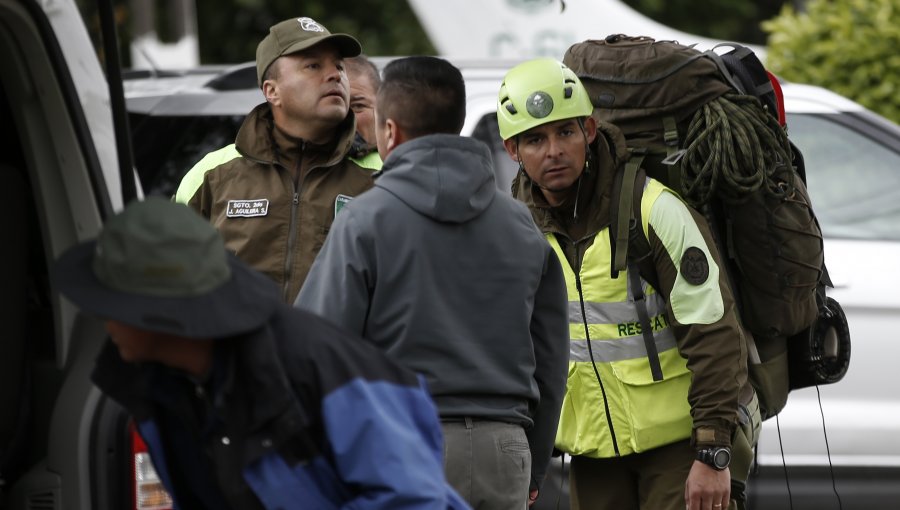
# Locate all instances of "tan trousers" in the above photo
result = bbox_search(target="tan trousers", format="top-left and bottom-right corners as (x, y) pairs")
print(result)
(442, 418), (531, 510)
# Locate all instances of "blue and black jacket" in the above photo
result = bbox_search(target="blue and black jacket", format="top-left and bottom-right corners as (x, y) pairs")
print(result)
(92, 305), (469, 509)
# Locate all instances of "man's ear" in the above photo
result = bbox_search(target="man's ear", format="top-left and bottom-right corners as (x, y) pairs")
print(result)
(583, 115), (598, 144)
(502, 138), (519, 162)
(384, 118), (403, 153)
(262, 80), (279, 106)
(377, 118), (402, 160)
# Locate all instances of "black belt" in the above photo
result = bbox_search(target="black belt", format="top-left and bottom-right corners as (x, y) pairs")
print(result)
(440, 416), (479, 423)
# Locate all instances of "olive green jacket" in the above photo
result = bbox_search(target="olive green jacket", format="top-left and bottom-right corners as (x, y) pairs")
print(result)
(175, 103), (375, 303)
(511, 121), (751, 452)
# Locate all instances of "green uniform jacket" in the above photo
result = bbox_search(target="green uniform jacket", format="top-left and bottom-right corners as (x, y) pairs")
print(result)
(511, 121), (752, 456)
(175, 103), (375, 303)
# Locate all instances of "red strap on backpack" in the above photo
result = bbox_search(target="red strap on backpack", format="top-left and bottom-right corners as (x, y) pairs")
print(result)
(766, 71), (786, 127)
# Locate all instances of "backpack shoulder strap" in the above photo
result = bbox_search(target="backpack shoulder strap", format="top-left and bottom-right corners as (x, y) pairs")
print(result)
(610, 149), (646, 278)
(610, 154), (664, 381)
(610, 150), (656, 281)
(627, 258), (663, 381)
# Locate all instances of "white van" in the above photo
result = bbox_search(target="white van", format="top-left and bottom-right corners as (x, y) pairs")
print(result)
(0, 0), (143, 508)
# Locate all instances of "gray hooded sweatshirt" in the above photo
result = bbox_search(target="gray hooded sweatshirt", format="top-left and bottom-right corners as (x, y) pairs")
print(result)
(295, 134), (568, 488)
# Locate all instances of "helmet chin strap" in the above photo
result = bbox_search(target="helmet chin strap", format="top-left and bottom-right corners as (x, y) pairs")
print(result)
(573, 117), (595, 220)
(571, 172), (583, 220)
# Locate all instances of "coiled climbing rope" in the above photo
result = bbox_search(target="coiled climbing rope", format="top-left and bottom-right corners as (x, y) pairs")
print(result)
(680, 93), (793, 207)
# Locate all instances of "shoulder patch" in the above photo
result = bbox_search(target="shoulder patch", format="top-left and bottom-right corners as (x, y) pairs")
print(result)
(680, 247), (709, 285)
(226, 199), (269, 218)
(335, 194), (353, 216)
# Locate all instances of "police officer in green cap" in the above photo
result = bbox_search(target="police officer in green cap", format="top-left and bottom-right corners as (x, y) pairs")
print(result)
(175, 17), (377, 304)
(496, 58), (759, 510)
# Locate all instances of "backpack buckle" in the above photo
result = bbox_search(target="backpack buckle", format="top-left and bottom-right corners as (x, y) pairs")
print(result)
(629, 147), (648, 156)
(661, 149), (686, 166)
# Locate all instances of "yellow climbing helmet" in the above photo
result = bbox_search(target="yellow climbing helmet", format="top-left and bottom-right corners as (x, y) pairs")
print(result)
(497, 58), (594, 141)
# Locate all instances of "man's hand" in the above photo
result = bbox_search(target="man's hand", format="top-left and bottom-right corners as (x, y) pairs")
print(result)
(684, 460), (730, 510)
(528, 489), (539, 506)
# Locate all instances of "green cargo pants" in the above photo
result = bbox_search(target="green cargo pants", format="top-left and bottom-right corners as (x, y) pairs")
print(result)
(569, 393), (761, 510)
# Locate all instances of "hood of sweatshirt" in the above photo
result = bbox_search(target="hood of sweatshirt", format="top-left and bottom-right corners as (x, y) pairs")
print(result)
(375, 134), (495, 223)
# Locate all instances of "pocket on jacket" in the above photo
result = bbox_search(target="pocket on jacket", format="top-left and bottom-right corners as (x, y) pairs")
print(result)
(612, 351), (693, 450)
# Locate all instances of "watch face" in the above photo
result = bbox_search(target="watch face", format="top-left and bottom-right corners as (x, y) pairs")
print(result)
(713, 448), (731, 469)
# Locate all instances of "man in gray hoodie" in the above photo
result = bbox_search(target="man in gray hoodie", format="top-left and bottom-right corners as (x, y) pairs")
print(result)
(295, 56), (569, 509)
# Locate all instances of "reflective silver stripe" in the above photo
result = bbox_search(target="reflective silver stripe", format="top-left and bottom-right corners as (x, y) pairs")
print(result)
(626, 271), (652, 301)
(568, 293), (666, 325)
(569, 328), (676, 363)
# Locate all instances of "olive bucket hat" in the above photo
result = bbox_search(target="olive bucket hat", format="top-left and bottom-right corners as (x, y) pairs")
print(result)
(51, 197), (280, 338)
(256, 16), (362, 86)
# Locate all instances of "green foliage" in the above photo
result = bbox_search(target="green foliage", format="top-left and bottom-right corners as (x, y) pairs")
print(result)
(763, 0), (900, 124)
(76, 0), (133, 67)
(195, 0), (435, 63)
(621, 0), (785, 44)
(77, 0), (436, 67)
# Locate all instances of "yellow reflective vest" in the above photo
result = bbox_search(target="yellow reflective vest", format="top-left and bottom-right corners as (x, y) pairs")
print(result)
(552, 179), (692, 458)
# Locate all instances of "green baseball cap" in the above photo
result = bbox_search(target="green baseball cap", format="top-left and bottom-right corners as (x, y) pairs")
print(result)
(256, 17), (362, 87)
(51, 197), (279, 338)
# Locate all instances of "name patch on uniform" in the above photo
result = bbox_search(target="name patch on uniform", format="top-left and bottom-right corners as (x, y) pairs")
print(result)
(680, 246), (709, 285)
(334, 194), (353, 216)
(226, 199), (269, 218)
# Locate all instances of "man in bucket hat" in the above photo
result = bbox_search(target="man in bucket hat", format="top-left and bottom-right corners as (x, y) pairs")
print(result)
(51, 197), (469, 510)
(175, 16), (376, 303)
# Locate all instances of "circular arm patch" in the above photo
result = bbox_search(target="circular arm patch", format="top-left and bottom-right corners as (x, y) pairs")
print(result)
(680, 246), (709, 285)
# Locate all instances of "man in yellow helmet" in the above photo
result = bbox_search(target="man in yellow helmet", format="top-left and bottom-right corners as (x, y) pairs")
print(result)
(496, 58), (760, 510)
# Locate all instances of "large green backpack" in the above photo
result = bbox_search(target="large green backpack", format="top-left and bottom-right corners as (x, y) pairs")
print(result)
(563, 35), (850, 420)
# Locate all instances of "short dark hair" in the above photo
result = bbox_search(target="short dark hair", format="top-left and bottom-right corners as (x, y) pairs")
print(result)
(262, 60), (280, 84)
(377, 56), (466, 138)
(346, 54), (382, 90)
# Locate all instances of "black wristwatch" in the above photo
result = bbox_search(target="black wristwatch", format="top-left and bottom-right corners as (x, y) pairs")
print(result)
(696, 446), (731, 470)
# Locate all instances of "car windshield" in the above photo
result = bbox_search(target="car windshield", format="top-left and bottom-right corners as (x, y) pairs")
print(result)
(788, 112), (900, 242)
(130, 113), (244, 197)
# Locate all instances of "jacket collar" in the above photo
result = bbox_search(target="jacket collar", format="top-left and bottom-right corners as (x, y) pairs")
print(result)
(91, 312), (309, 460)
(235, 103), (357, 170)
